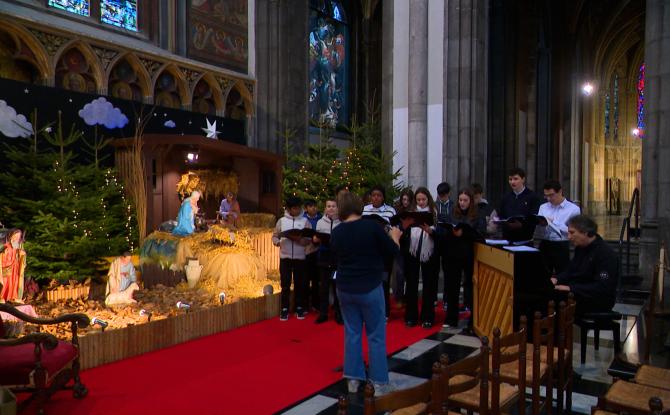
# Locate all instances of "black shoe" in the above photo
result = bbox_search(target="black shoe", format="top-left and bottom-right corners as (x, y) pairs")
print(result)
(421, 321), (433, 329)
(315, 315), (328, 324)
(279, 308), (289, 321)
(296, 307), (307, 320)
(405, 320), (417, 327)
(335, 312), (344, 325)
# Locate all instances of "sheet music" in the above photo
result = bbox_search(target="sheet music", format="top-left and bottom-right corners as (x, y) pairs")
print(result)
(485, 239), (509, 245)
(503, 245), (539, 252)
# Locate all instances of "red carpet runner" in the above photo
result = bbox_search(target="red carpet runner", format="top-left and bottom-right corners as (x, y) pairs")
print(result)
(43, 306), (444, 415)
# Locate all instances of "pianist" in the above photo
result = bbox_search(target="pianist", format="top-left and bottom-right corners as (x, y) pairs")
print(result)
(551, 214), (618, 316)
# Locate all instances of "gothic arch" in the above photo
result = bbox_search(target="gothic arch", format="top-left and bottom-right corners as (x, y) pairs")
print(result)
(107, 52), (152, 100)
(0, 19), (50, 83)
(152, 64), (189, 108)
(54, 40), (104, 93)
(223, 80), (253, 118)
(191, 72), (223, 114)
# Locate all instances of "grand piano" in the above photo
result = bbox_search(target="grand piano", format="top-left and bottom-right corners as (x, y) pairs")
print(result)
(472, 242), (555, 338)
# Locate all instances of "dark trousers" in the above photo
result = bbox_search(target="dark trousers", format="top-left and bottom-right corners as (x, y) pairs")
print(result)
(318, 266), (340, 317)
(392, 254), (405, 301)
(439, 251), (449, 303)
(305, 252), (319, 309)
(280, 258), (306, 311)
(539, 240), (570, 275)
(444, 255), (474, 326)
(404, 253), (439, 324)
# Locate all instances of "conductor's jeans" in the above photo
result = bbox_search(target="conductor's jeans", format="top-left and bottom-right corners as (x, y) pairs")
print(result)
(280, 258), (306, 311)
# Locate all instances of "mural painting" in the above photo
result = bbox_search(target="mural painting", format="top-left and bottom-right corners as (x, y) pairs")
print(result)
(188, 0), (248, 74)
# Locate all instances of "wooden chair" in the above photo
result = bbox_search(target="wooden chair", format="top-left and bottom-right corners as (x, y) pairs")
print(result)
(337, 395), (348, 415)
(528, 305), (556, 415)
(491, 317), (527, 415)
(554, 296), (576, 414)
(443, 336), (518, 415)
(592, 396), (669, 415)
(645, 244), (669, 363)
(633, 365), (670, 391)
(363, 362), (444, 415)
(596, 380), (670, 415)
(0, 303), (89, 414)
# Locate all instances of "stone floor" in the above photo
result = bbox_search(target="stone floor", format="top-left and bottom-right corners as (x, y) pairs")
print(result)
(278, 297), (669, 415)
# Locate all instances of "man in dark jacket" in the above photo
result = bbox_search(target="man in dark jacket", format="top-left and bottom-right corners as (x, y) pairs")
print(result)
(551, 214), (619, 316)
(496, 167), (542, 242)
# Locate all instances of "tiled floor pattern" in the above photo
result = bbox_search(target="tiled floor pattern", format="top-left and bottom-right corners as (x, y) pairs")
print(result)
(278, 301), (647, 415)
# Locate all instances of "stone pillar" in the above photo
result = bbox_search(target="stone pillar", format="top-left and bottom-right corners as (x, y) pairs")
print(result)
(640, 0), (670, 287)
(443, 0), (489, 190)
(381, 0), (394, 163)
(407, 0), (429, 187)
(254, 0), (308, 154)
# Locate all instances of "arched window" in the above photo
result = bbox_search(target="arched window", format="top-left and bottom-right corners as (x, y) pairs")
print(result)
(604, 93), (610, 139)
(613, 74), (619, 140)
(309, 0), (349, 129)
(636, 63), (645, 138)
(48, 1), (139, 32)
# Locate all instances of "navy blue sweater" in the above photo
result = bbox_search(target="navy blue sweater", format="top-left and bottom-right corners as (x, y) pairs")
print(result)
(330, 219), (400, 293)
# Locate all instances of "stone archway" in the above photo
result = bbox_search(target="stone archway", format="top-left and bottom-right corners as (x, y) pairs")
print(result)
(0, 20), (49, 84)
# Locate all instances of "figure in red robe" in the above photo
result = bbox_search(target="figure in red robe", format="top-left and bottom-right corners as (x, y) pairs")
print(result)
(0, 229), (26, 303)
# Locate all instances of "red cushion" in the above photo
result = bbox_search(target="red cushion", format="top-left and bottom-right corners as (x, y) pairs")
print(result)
(0, 341), (78, 386)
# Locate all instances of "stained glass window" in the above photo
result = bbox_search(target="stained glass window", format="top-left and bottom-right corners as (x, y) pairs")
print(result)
(613, 74), (619, 140)
(48, 0), (90, 17)
(637, 63), (645, 138)
(101, 0), (138, 31)
(605, 93), (610, 138)
(309, 0), (349, 128)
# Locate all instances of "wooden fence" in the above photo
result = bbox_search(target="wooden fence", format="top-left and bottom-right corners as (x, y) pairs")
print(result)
(78, 293), (281, 369)
(249, 231), (279, 272)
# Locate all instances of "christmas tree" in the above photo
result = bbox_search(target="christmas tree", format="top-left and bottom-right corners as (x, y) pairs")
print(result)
(283, 113), (401, 206)
(0, 114), (136, 282)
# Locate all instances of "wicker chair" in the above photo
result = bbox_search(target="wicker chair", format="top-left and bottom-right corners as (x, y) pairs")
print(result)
(490, 317), (528, 415)
(634, 365), (670, 391)
(443, 337), (519, 415)
(596, 380), (670, 415)
(363, 362), (444, 415)
(0, 303), (89, 414)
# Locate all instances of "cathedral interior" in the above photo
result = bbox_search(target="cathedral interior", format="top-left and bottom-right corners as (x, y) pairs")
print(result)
(0, 0), (669, 414)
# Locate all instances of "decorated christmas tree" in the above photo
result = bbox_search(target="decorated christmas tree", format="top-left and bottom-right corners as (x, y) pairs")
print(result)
(0, 113), (136, 282)
(283, 112), (401, 206)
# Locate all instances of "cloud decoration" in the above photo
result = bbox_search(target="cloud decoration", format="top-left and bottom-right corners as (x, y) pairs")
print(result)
(164, 120), (176, 128)
(0, 100), (33, 138)
(78, 97), (129, 129)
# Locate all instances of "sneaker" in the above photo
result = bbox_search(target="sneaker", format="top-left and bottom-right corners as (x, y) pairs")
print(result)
(279, 308), (289, 321)
(442, 322), (454, 328)
(314, 314), (328, 324)
(372, 382), (395, 397)
(405, 320), (417, 328)
(296, 307), (307, 320)
(347, 379), (360, 393)
(421, 321), (433, 329)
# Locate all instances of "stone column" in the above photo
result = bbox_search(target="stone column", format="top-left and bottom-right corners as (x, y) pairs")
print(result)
(443, 0), (489, 190)
(407, 0), (429, 187)
(381, 0), (394, 162)
(640, 0), (670, 287)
